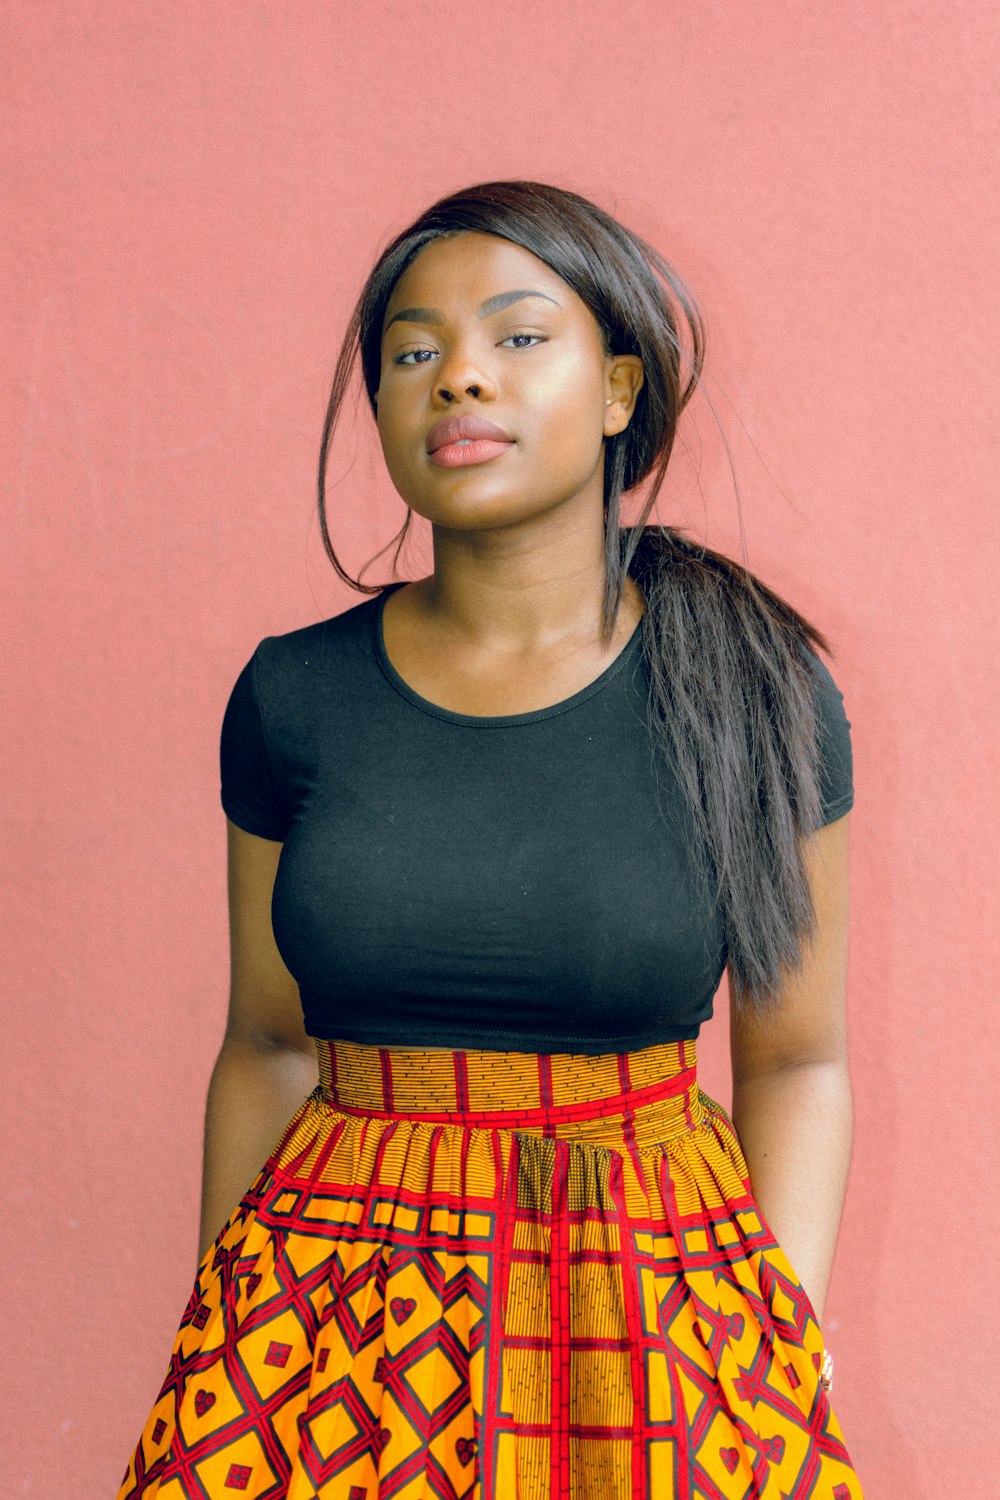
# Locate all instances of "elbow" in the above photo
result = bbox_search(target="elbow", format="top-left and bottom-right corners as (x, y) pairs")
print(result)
(731, 1056), (855, 1136)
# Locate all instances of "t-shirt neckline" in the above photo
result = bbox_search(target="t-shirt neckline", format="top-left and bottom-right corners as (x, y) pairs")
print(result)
(371, 581), (645, 728)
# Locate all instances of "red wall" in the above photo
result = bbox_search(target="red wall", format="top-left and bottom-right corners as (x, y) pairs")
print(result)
(4, 3), (996, 1494)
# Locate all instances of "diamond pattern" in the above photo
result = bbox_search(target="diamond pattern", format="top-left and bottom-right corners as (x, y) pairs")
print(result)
(117, 1038), (862, 1498)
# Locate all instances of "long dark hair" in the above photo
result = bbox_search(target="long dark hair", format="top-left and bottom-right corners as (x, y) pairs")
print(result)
(316, 179), (839, 1016)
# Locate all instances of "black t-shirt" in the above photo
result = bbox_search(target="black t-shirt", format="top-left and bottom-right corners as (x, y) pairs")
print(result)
(220, 582), (854, 1053)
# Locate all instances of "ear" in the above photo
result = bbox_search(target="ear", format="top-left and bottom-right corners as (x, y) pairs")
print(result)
(603, 355), (645, 436)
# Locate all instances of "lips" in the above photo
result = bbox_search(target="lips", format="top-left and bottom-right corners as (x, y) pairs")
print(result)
(425, 414), (514, 453)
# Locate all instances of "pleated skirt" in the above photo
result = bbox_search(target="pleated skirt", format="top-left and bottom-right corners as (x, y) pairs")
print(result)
(117, 1036), (863, 1499)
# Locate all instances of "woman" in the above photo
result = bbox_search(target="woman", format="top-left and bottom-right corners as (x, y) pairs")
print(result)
(118, 179), (862, 1498)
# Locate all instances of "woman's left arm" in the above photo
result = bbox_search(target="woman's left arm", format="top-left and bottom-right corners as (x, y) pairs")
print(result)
(729, 811), (854, 1326)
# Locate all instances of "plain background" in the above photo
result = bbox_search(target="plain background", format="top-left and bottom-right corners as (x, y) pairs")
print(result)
(4, 2), (998, 1494)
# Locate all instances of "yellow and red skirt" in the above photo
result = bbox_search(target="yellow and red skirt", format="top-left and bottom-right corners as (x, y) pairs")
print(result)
(117, 1037), (863, 1498)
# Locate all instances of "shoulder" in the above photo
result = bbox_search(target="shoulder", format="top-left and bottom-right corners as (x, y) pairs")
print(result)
(798, 640), (849, 709)
(796, 640), (855, 822)
(248, 591), (384, 699)
(253, 591), (379, 666)
(796, 641), (854, 745)
(219, 593), (387, 840)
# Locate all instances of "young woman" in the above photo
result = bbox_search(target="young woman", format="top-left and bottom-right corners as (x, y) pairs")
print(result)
(118, 179), (863, 1498)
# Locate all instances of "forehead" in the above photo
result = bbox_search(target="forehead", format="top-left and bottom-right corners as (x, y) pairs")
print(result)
(383, 232), (573, 324)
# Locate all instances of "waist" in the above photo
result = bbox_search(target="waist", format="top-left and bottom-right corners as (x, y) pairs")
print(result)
(313, 1036), (709, 1151)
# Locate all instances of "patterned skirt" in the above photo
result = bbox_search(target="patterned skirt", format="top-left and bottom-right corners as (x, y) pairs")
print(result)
(117, 1037), (863, 1499)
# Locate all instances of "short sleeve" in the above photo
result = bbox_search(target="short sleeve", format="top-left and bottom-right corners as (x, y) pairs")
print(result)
(804, 647), (855, 825)
(219, 646), (291, 841)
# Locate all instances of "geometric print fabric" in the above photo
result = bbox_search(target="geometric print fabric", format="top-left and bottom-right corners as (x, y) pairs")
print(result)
(117, 1037), (863, 1498)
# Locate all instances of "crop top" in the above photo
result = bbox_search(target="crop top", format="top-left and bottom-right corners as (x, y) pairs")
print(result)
(219, 581), (855, 1054)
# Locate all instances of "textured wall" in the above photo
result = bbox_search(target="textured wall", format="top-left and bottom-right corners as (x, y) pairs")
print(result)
(3, 1), (996, 1494)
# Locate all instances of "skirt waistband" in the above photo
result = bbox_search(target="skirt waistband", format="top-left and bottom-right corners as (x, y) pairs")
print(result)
(313, 1036), (709, 1151)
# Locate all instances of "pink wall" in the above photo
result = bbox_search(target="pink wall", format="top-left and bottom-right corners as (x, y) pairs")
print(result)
(4, 2), (996, 1493)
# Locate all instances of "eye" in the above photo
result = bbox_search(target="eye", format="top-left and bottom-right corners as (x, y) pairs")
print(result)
(392, 331), (547, 366)
(393, 347), (436, 366)
(501, 331), (546, 349)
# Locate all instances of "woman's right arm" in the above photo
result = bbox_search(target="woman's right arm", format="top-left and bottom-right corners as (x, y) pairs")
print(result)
(196, 818), (319, 1267)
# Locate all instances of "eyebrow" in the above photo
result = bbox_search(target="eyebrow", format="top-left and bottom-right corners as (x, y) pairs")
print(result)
(383, 288), (560, 335)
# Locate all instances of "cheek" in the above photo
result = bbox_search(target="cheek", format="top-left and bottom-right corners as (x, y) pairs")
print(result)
(527, 346), (603, 419)
(525, 354), (605, 459)
(375, 398), (409, 461)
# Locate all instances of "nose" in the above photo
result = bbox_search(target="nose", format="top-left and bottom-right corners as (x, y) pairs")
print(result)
(439, 381), (483, 403)
(433, 342), (497, 404)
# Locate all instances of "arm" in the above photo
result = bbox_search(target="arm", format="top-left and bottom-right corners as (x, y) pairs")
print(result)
(728, 811), (854, 1326)
(197, 818), (319, 1267)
